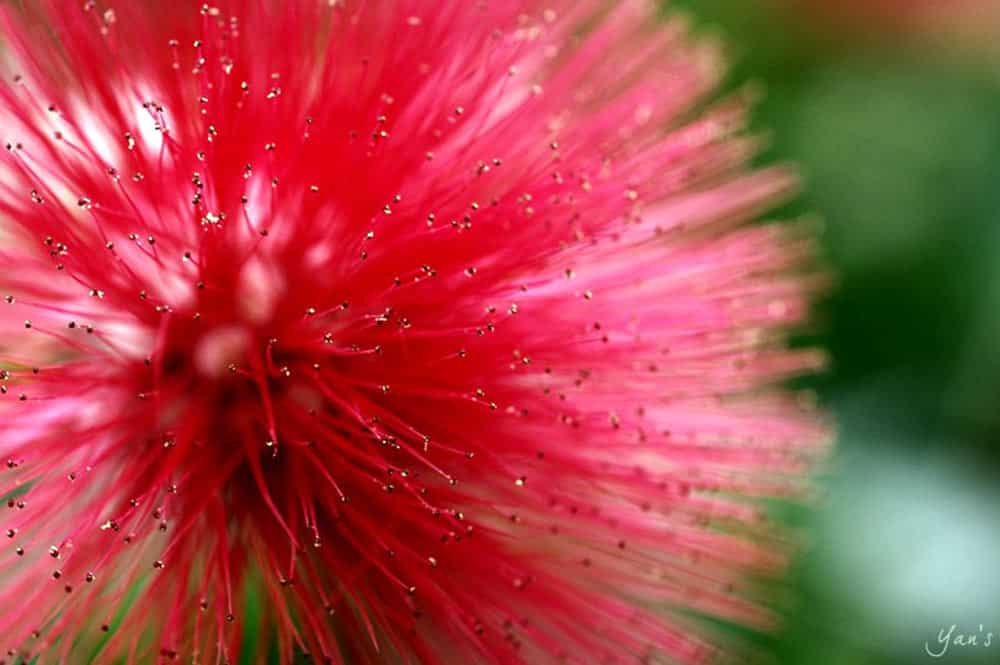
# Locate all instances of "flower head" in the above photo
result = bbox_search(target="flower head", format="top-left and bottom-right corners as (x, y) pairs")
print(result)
(0, 1), (825, 663)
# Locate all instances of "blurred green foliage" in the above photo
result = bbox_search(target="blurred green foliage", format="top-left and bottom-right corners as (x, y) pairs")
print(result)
(670, 1), (1000, 663)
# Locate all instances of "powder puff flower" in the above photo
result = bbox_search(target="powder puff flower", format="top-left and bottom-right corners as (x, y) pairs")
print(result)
(0, 1), (825, 664)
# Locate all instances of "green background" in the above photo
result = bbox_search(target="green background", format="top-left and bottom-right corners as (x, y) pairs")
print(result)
(670, 2), (1000, 664)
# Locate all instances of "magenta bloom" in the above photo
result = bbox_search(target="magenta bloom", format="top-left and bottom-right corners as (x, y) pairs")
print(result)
(0, 2), (824, 664)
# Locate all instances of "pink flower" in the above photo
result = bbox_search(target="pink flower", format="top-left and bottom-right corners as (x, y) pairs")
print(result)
(0, 2), (825, 664)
